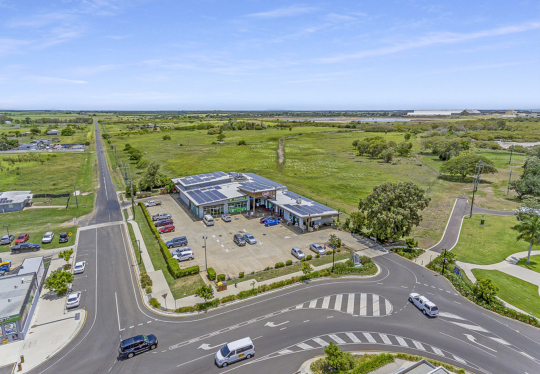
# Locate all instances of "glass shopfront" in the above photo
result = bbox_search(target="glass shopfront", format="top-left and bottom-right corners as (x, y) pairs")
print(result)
(228, 201), (247, 213)
(203, 204), (224, 217)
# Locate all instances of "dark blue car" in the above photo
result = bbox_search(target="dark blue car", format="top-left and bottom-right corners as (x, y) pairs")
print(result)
(166, 236), (188, 248)
(264, 218), (280, 227)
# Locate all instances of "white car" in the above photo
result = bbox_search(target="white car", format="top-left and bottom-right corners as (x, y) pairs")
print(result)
(173, 250), (194, 262)
(171, 247), (192, 256)
(67, 291), (81, 309)
(291, 247), (305, 260)
(243, 234), (257, 245)
(309, 243), (326, 255)
(42, 231), (54, 244)
(73, 261), (86, 274)
(145, 200), (161, 207)
(408, 293), (439, 317)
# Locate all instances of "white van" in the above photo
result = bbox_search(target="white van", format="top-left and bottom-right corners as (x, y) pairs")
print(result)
(409, 293), (439, 317)
(215, 337), (255, 368)
(203, 215), (214, 226)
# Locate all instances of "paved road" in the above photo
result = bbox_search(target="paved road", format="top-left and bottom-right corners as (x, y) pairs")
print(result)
(29, 125), (540, 374)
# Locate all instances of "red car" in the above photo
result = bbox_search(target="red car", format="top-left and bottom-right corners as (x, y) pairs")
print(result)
(159, 225), (175, 233)
(15, 233), (29, 244)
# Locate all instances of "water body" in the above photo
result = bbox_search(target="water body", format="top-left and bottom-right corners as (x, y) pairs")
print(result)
(281, 118), (410, 123)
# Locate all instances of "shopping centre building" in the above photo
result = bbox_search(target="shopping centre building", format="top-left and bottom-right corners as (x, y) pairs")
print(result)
(171, 172), (338, 228)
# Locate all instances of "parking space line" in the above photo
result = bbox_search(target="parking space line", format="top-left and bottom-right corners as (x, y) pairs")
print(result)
(247, 249), (265, 268)
(230, 263), (240, 274)
(242, 260), (254, 272)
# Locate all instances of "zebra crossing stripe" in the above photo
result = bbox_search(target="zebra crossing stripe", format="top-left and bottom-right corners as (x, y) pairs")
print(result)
(359, 293), (367, 316)
(297, 342), (314, 350)
(453, 355), (467, 365)
(313, 337), (329, 347)
(363, 332), (376, 343)
(278, 349), (294, 355)
(431, 346), (444, 356)
(379, 334), (392, 345)
(329, 334), (346, 344)
(385, 299), (392, 314)
(322, 296), (331, 309)
(295, 304), (303, 309)
(412, 340), (425, 351)
(396, 336), (408, 347)
(309, 299), (317, 308)
(346, 333), (361, 343)
(347, 294), (355, 314)
(372, 294), (380, 317)
(334, 294), (343, 311)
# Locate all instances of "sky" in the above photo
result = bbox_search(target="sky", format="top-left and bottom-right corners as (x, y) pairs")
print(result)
(0, 0), (539, 110)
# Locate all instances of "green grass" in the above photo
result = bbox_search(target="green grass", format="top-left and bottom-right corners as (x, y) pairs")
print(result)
(471, 269), (540, 317)
(517, 255), (540, 274)
(126, 220), (145, 273)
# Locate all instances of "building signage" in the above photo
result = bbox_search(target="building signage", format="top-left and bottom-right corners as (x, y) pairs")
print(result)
(0, 315), (21, 324)
(228, 196), (247, 202)
(262, 191), (270, 197)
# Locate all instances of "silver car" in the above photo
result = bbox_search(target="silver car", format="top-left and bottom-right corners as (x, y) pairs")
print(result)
(67, 291), (81, 308)
(0, 235), (14, 245)
(173, 250), (194, 262)
(310, 243), (326, 255)
(42, 231), (54, 244)
(243, 233), (257, 245)
(291, 247), (305, 259)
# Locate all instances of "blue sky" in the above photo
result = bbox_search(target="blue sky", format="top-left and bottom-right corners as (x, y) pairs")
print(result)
(1, 0), (539, 110)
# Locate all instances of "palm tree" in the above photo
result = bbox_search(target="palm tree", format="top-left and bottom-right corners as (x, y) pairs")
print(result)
(512, 213), (540, 263)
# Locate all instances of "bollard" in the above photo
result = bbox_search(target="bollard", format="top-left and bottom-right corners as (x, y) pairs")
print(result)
(421, 261), (423, 265)
(516, 313), (520, 320)
(493, 306), (496, 311)
(504, 309), (507, 315)
(18, 363), (22, 372)
(473, 296), (476, 301)
(20, 355), (24, 364)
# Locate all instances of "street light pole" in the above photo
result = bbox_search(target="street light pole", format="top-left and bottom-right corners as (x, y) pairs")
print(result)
(3, 224), (10, 237)
(332, 248), (335, 273)
(441, 248), (447, 275)
(203, 236), (208, 271)
(137, 239), (141, 265)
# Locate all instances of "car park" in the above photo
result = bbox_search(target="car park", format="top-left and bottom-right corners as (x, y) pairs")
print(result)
(309, 243), (326, 255)
(158, 225), (175, 233)
(243, 233), (257, 245)
(264, 218), (280, 227)
(166, 236), (188, 248)
(66, 291), (81, 308)
(15, 233), (29, 244)
(11, 243), (41, 254)
(152, 213), (172, 221)
(408, 293), (439, 317)
(173, 250), (195, 262)
(73, 261), (86, 274)
(203, 214), (215, 226)
(0, 235), (14, 245)
(42, 231), (54, 244)
(118, 334), (158, 359)
(215, 337), (255, 368)
(154, 219), (173, 227)
(233, 234), (246, 246)
(291, 247), (305, 259)
(221, 214), (231, 222)
(171, 247), (192, 256)
(145, 200), (162, 207)
(59, 232), (69, 243)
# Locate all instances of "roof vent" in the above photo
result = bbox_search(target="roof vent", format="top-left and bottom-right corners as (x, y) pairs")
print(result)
(8, 298), (12, 302)
(296, 198), (302, 205)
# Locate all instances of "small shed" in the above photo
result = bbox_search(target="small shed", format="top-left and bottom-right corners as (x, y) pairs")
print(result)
(46, 129), (59, 135)
(0, 191), (33, 213)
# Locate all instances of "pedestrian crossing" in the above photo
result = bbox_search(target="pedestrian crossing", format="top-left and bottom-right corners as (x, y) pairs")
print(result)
(256, 330), (490, 374)
(291, 293), (392, 317)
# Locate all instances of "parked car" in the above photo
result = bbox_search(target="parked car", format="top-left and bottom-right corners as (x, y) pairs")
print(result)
(154, 219), (173, 227)
(171, 247), (192, 256)
(173, 250), (195, 262)
(118, 334), (158, 359)
(309, 243), (326, 255)
(144, 200), (162, 207)
(243, 233), (257, 245)
(42, 231), (54, 244)
(166, 236), (188, 248)
(260, 217), (272, 224)
(221, 214), (232, 222)
(203, 215), (214, 226)
(152, 213), (171, 221)
(0, 235), (14, 245)
(215, 337), (255, 368)
(59, 232), (69, 243)
(66, 291), (81, 308)
(73, 261), (86, 274)
(408, 293), (439, 317)
(158, 225), (175, 233)
(264, 218), (280, 227)
(11, 243), (41, 254)
(233, 234), (246, 246)
(291, 247), (305, 260)
(15, 233), (29, 244)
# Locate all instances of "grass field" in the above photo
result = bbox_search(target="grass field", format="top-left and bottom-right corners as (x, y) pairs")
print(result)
(517, 255), (540, 273)
(471, 269), (540, 317)
(452, 215), (524, 265)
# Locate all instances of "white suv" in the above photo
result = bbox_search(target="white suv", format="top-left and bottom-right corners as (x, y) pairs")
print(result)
(173, 250), (194, 262)
(408, 293), (439, 317)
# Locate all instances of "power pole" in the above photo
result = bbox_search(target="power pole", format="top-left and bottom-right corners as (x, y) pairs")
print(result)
(470, 161), (485, 218)
(130, 180), (135, 219)
(507, 145), (514, 196)
(3, 224), (10, 237)
(441, 248), (447, 275)
(73, 186), (78, 209)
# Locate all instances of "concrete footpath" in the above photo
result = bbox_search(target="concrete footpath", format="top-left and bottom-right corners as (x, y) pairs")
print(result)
(0, 254), (86, 373)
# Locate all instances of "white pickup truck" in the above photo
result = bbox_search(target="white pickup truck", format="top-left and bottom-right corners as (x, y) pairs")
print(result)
(408, 293), (439, 317)
(144, 200), (162, 207)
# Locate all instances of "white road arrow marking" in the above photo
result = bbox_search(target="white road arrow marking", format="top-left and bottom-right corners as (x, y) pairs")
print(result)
(464, 334), (497, 352)
(264, 321), (289, 327)
(198, 342), (226, 350)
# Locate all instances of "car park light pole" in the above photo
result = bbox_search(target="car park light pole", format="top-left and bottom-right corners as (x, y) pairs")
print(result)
(3, 224), (10, 237)
(441, 248), (447, 275)
(203, 236), (208, 271)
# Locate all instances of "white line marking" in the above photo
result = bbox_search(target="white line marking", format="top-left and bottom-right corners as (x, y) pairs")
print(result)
(115, 292), (123, 331)
(453, 301), (461, 305)
(347, 293), (354, 314)
(309, 299), (317, 308)
(129, 326), (134, 329)
(431, 346), (444, 356)
(346, 333), (361, 343)
(396, 336), (408, 347)
(360, 293), (367, 316)
(280, 327), (286, 331)
(439, 333), (496, 358)
(334, 294), (343, 311)
(465, 334), (497, 352)
(312, 337), (329, 347)
(278, 349), (294, 354)
(329, 334), (346, 344)
(380, 334), (391, 345)
(453, 355), (467, 365)
(363, 332), (376, 343)
(322, 296), (330, 309)
(372, 294), (380, 317)
(413, 340), (425, 351)
(297, 343), (313, 350)
(303, 320), (309, 322)
(385, 299), (392, 315)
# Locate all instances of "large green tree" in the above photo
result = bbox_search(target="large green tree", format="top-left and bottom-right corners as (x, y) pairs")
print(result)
(140, 162), (165, 190)
(44, 269), (74, 296)
(509, 176), (540, 199)
(195, 284), (214, 303)
(351, 182), (430, 241)
(512, 212), (540, 263)
(439, 153), (497, 181)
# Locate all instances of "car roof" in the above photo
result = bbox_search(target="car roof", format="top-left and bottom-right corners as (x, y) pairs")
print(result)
(18, 233), (27, 236)
(60, 232), (68, 235)
(409, 293), (420, 297)
(68, 292), (80, 298)
(1, 235), (8, 238)
(176, 250), (193, 255)
(425, 300), (437, 307)
(311, 243), (322, 247)
(45, 231), (53, 234)
(75, 261), (85, 266)
(244, 233), (253, 237)
(227, 337), (253, 351)
(234, 234), (243, 238)
(121, 335), (144, 347)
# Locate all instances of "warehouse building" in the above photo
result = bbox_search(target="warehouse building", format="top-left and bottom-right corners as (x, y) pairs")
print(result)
(172, 172), (338, 228)
(0, 191), (33, 213)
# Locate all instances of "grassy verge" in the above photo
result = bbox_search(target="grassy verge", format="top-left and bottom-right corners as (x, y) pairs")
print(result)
(517, 255), (540, 273)
(471, 269), (540, 317)
(452, 215), (524, 265)
(126, 221), (145, 273)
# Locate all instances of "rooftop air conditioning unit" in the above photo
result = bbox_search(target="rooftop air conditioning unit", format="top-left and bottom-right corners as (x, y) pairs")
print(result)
(296, 198), (302, 205)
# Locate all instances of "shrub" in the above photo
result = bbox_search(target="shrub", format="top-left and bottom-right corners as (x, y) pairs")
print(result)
(220, 295), (237, 304)
(149, 298), (161, 309)
(140, 272), (153, 288)
(238, 289), (258, 299)
(264, 266), (271, 271)
(145, 286), (152, 294)
(238, 139), (247, 145)
(300, 258), (306, 262)
(162, 135), (171, 140)
(275, 262), (285, 269)
(316, 254), (320, 258)
(286, 260), (293, 266)
(306, 255), (312, 261)
(351, 353), (395, 374)
(326, 250), (333, 254)
(197, 298), (220, 311)
(176, 306), (195, 313)
(207, 267), (216, 280)
(63, 264), (72, 270)
(337, 248), (341, 252)
(239, 272), (244, 278)
(405, 238), (418, 248)
(217, 274), (226, 282)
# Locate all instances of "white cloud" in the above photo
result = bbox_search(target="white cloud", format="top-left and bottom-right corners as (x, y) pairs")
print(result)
(29, 76), (88, 84)
(247, 6), (317, 18)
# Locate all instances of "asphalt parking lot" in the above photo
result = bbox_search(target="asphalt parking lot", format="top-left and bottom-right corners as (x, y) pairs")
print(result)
(145, 195), (355, 278)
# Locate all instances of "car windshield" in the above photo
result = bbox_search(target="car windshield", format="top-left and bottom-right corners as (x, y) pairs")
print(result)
(431, 306), (438, 311)
(75, 265), (83, 269)
(245, 234), (253, 239)
(18, 235), (25, 239)
(68, 296), (77, 302)
(220, 345), (230, 357)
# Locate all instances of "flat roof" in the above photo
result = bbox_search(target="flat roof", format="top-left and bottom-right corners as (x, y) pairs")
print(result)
(0, 273), (35, 318)
(0, 191), (33, 205)
(238, 173), (285, 193)
(172, 172), (229, 187)
(18, 256), (43, 277)
(270, 190), (338, 218)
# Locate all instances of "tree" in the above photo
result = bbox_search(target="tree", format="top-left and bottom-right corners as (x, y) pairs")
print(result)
(162, 134), (171, 140)
(217, 133), (226, 142)
(352, 140), (359, 148)
(474, 278), (499, 303)
(324, 342), (356, 371)
(352, 182), (431, 241)
(61, 127), (76, 136)
(59, 249), (73, 263)
(328, 234), (341, 249)
(404, 133), (411, 141)
(512, 213), (540, 263)
(44, 269), (74, 296)
(440, 153), (497, 181)
(30, 128), (41, 135)
(396, 142), (413, 157)
(302, 262), (313, 278)
(380, 148), (394, 163)
(140, 162), (164, 191)
(195, 284), (214, 303)
(24, 117), (31, 124)
(509, 176), (540, 199)
(136, 158), (149, 169)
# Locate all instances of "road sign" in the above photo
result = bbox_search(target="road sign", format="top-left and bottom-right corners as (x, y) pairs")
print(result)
(68, 232), (73, 237)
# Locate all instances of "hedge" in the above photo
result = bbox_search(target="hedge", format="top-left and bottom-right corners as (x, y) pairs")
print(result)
(220, 295), (237, 304)
(197, 298), (220, 311)
(217, 274), (226, 282)
(176, 306), (196, 313)
(306, 255), (312, 260)
(286, 260), (292, 266)
(149, 297), (161, 309)
(238, 289), (258, 299)
(207, 267), (216, 280)
(351, 353), (395, 374)
(275, 262), (285, 269)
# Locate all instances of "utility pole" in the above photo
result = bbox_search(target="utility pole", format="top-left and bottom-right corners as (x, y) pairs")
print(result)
(507, 145), (514, 196)
(470, 161), (485, 218)
(332, 247), (335, 273)
(130, 180), (135, 219)
(3, 224), (10, 237)
(73, 186), (78, 209)
(441, 248), (447, 275)
(203, 236), (208, 271)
